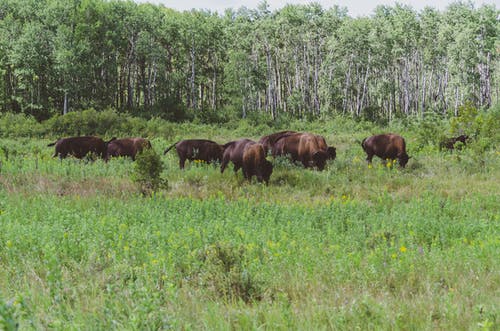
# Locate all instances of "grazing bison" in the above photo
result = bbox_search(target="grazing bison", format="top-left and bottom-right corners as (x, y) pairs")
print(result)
(440, 135), (469, 151)
(242, 143), (273, 184)
(361, 133), (410, 167)
(48, 136), (115, 159)
(220, 139), (255, 174)
(272, 133), (329, 170)
(164, 139), (224, 169)
(258, 131), (297, 154)
(106, 137), (152, 161)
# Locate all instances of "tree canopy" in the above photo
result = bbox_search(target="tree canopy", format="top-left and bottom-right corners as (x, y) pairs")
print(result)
(0, 0), (498, 121)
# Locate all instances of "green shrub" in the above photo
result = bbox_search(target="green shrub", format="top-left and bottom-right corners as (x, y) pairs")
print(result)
(197, 242), (264, 303)
(412, 114), (448, 151)
(0, 297), (18, 331)
(132, 148), (167, 195)
(0, 113), (44, 137)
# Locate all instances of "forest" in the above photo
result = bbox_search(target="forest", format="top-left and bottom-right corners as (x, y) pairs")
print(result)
(0, 0), (498, 122)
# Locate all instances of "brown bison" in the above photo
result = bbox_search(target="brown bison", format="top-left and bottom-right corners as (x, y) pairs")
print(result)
(258, 131), (297, 154)
(106, 137), (152, 161)
(164, 139), (224, 169)
(440, 135), (469, 151)
(242, 143), (273, 184)
(272, 133), (329, 170)
(48, 136), (115, 159)
(220, 139), (254, 174)
(361, 134), (410, 167)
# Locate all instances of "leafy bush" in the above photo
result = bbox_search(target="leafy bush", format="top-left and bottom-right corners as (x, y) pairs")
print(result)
(412, 114), (448, 151)
(0, 297), (18, 331)
(197, 242), (264, 303)
(450, 102), (479, 136)
(0, 113), (44, 137)
(45, 108), (122, 136)
(131, 148), (167, 195)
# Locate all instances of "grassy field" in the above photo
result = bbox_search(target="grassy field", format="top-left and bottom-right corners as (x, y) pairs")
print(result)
(0, 120), (499, 329)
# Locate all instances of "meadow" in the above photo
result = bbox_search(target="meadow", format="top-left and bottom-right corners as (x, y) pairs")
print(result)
(0, 114), (499, 329)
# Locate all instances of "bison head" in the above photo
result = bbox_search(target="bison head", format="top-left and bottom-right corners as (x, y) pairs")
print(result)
(399, 153), (410, 168)
(327, 146), (336, 161)
(260, 160), (273, 184)
(312, 151), (328, 171)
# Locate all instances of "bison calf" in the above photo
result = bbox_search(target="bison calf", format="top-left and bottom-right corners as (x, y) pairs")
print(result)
(440, 135), (469, 151)
(361, 133), (410, 167)
(242, 143), (273, 184)
(164, 139), (224, 169)
(48, 136), (115, 160)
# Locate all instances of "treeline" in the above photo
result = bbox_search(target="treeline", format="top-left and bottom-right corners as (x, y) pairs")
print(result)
(0, 0), (498, 121)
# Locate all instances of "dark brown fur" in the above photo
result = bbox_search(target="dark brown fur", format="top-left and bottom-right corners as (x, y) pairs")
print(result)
(314, 134), (337, 161)
(258, 131), (297, 154)
(440, 135), (469, 151)
(361, 133), (410, 167)
(220, 139), (255, 174)
(164, 139), (224, 169)
(48, 136), (115, 159)
(242, 143), (273, 184)
(272, 133), (329, 170)
(106, 138), (152, 161)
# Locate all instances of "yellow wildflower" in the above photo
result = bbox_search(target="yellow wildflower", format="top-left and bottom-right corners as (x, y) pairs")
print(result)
(400, 245), (407, 253)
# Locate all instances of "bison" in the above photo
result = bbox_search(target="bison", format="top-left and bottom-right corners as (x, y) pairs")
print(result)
(48, 136), (115, 160)
(164, 139), (224, 169)
(106, 137), (152, 161)
(361, 133), (410, 167)
(440, 135), (469, 151)
(242, 143), (273, 184)
(258, 131), (297, 155)
(272, 133), (329, 170)
(220, 139), (254, 174)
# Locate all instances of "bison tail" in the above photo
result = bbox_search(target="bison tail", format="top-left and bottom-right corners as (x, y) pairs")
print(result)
(164, 141), (178, 155)
(47, 142), (56, 147)
(360, 137), (367, 151)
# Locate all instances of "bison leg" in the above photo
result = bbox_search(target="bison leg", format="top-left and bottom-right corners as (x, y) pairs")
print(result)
(220, 156), (230, 173)
(179, 157), (186, 169)
(365, 153), (374, 164)
(233, 164), (241, 173)
(242, 166), (248, 180)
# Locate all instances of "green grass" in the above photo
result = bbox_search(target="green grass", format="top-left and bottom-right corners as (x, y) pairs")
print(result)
(0, 120), (499, 329)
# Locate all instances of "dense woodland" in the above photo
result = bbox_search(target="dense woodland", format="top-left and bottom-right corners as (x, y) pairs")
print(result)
(0, 0), (498, 122)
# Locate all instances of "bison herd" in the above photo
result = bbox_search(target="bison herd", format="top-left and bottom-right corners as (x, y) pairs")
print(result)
(47, 131), (470, 184)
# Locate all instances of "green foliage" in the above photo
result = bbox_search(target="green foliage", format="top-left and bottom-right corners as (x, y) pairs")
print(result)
(450, 102), (479, 136)
(0, 121), (499, 329)
(0, 113), (44, 138)
(196, 242), (264, 303)
(131, 148), (167, 194)
(0, 0), (498, 121)
(0, 297), (18, 331)
(46, 108), (123, 136)
(412, 113), (448, 151)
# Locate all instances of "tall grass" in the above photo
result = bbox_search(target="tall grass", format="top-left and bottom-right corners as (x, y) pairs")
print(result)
(0, 115), (499, 329)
